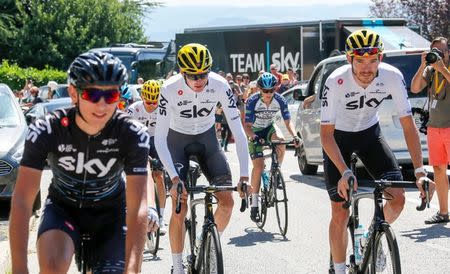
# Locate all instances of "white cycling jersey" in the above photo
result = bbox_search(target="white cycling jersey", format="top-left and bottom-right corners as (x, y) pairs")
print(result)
(320, 63), (412, 132)
(155, 72), (250, 180)
(127, 101), (157, 137)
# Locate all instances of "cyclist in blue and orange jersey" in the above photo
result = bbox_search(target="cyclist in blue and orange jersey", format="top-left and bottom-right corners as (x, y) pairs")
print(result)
(244, 72), (299, 223)
(9, 51), (158, 273)
(155, 43), (250, 274)
(128, 79), (168, 235)
(321, 29), (429, 274)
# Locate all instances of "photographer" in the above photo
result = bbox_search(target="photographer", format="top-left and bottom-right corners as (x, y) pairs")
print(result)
(411, 37), (450, 224)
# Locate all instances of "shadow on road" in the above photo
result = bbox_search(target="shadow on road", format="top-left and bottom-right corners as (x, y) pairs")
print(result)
(399, 224), (450, 242)
(226, 227), (290, 247)
(289, 174), (327, 191)
(143, 251), (163, 262)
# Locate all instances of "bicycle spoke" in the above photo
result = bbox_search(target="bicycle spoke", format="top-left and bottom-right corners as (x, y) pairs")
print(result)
(203, 225), (224, 274)
(274, 170), (288, 236)
(369, 224), (401, 274)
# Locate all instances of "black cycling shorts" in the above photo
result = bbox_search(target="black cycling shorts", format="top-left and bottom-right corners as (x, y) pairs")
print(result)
(37, 196), (126, 273)
(149, 136), (164, 171)
(323, 123), (403, 202)
(167, 126), (232, 185)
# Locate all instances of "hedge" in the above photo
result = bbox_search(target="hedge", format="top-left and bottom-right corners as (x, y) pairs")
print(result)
(0, 60), (67, 92)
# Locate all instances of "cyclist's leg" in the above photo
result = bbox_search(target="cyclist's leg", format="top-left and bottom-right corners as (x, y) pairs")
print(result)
(167, 129), (190, 271)
(36, 197), (79, 273)
(269, 124), (286, 165)
(324, 130), (355, 269)
(358, 124), (404, 224)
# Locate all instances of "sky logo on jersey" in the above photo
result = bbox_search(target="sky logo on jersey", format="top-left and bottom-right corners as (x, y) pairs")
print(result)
(226, 89), (237, 108)
(26, 116), (53, 143)
(322, 85), (330, 107)
(129, 121), (150, 149)
(58, 152), (117, 177)
(158, 94), (168, 116)
(345, 95), (389, 110)
(180, 105), (214, 118)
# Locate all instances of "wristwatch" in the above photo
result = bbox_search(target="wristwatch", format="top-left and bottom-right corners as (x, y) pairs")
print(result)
(414, 166), (427, 177)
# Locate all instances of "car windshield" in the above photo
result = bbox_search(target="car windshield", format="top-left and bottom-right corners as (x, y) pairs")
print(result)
(383, 54), (427, 97)
(0, 93), (21, 127)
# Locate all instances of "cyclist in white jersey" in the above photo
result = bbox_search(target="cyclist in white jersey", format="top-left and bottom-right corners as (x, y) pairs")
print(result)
(128, 79), (168, 235)
(154, 43), (250, 274)
(320, 29), (427, 274)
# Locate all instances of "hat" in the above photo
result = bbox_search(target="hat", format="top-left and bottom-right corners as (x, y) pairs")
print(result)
(270, 64), (278, 70)
(281, 74), (289, 81)
(47, 81), (58, 91)
(249, 81), (257, 88)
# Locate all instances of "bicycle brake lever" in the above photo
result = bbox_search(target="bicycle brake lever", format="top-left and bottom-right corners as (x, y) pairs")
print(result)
(175, 182), (183, 214)
(416, 179), (430, 211)
(240, 183), (248, 212)
(343, 177), (355, 209)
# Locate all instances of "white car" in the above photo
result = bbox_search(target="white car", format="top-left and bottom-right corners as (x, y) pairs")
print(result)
(274, 83), (308, 143)
(294, 49), (429, 175)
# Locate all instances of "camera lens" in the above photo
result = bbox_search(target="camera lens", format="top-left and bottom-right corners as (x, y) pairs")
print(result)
(425, 52), (438, 64)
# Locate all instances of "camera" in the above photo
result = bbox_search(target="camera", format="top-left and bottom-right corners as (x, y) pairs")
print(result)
(411, 107), (429, 135)
(425, 47), (444, 64)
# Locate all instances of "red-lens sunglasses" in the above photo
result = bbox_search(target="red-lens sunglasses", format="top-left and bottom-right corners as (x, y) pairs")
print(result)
(351, 47), (381, 57)
(78, 88), (121, 104)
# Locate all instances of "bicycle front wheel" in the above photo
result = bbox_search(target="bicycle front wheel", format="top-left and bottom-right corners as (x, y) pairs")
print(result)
(202, 225), (224, 274)
(274, 169), (288, 236)
(146, 192), (160, 255)
(255, 187), (268, 229)
(368, 223), (401, 274)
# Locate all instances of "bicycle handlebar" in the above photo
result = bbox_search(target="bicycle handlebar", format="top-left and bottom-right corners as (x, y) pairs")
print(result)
(342, 177), (432, 210)
(175, 182), (249, 214)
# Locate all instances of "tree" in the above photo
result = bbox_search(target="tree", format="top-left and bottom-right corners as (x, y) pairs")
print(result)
(369, 0), (449, 40)
(2, 0), (161, 70)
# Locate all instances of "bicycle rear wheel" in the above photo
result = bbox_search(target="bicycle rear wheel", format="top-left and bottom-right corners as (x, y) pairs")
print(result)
(202, 225), (224, 274)
(368, 223), (401, 274)
(146, 192), (160, 255)
(274, 169), (288, 236)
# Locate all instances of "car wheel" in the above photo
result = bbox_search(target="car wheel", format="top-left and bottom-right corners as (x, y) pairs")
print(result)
(297, 142), (318, 175)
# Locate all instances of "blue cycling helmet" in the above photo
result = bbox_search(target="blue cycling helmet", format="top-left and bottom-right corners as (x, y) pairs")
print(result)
(257, 72), (278, 89)
(120, 83), (132, 101)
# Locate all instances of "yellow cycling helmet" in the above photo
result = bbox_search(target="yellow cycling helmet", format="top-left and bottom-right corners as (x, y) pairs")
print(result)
(177, 43), (213, 74)
(141, 80), (160, 102)
(345, 29), (384, 56)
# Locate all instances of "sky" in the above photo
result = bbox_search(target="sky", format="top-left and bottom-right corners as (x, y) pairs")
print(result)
(144, 0), (373, 41)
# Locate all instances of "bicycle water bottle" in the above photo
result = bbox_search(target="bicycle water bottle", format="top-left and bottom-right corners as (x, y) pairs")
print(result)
(354, 224), (364, 265)
(261, 169), (270, 189)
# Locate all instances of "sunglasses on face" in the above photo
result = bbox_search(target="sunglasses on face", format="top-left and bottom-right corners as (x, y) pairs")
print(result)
(350, 47), (381, 57)
(261, 88), (275, 94)
(78, 88), (121, 104)
(144, 100), (158, 106)
(184, 72), (209, 81)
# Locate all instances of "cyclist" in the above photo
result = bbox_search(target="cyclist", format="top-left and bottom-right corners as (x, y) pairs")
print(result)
(244, 72), (299, 222)
(9, 51), (158, 273)
(154, 43), (250, 274)
(128, 79), (168, 235)
(320, 29), (427, 274)
(118, 82), (133, 110)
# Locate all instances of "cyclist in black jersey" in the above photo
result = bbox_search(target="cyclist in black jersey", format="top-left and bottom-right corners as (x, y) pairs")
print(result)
(9, 51), (157, 273)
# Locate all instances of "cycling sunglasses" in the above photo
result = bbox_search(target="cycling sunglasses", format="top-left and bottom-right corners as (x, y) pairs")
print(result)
(350, 47), (381, 57)
(78, 88), (121, 104)
(184, 72), (209, 81)
(144, 100), (158, 106)
(261, 88), (275, 94)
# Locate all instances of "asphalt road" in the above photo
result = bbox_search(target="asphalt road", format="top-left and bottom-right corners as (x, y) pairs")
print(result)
(3, 145), (450, 273)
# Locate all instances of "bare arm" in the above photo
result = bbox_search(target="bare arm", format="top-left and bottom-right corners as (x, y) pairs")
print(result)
(411, 52), (428, 93)
(244, 122), (256, 139)
(320, 124), (348, 175)
(399, 115), (424, 174)
(124, 175), (148, 273)
(10, 166), (42, 274)
(283, 119), (296, 137)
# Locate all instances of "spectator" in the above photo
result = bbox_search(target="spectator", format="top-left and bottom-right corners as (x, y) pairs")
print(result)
(22, 86), (43, 107)
(270, 64), (283, 85)
(137, 77), (144, 84)
(47, 81), (58, 99)
(258, 70), (265, 77)
(21, 79), (33, 101)
(411, 36), (450, 224)
(287, 67), (299, 85)
(241, 73), (250, 92)
(278, 74), (291, 93)
(218, 70), (226, 78)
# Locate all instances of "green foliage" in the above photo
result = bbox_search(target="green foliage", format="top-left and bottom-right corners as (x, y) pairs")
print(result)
(0, 60), (67, 91)
(1, 0), (160, 70)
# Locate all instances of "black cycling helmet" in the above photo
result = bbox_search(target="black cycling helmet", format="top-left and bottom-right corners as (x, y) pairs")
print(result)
(68, 51), (128, 88)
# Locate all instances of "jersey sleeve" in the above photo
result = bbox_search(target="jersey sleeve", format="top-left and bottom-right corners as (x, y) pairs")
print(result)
(154, 87), (178, 180)
(20, 115), (55, 170)
(244, 95), (258, 123)
(320, 78), (337, 125)
(390, 69), (412, 117)
(276, 94), (291, 120)
(220, 86), (250, 178)
(122, 119), (150, 175)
